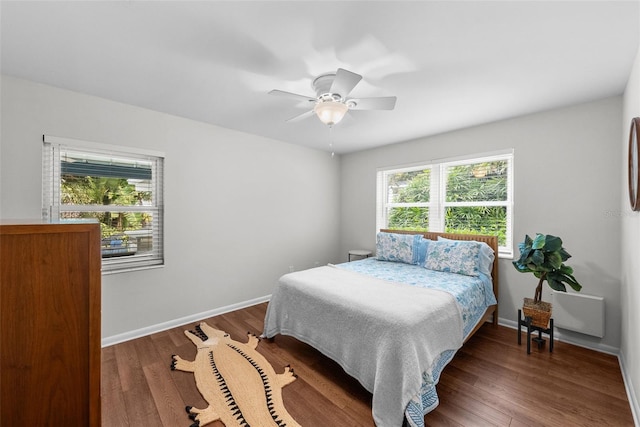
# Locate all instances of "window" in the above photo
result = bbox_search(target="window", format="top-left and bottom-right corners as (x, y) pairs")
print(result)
(377, 151), (513, 257)
(43, 135), (164, 272)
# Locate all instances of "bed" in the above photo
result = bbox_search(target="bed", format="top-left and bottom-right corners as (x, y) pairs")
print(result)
(263, 230), (499, 427)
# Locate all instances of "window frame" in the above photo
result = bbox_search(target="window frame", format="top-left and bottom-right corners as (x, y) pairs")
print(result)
(42, 135), (165, 273)
(377, 150), (514, 258)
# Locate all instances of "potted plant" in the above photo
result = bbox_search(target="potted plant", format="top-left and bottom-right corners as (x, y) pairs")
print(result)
(512, 233), (582, 328)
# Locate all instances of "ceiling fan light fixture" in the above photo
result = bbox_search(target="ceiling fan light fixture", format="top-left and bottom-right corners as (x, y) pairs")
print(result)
(270, 68), (396, 126)
(314, 100), (349, 126)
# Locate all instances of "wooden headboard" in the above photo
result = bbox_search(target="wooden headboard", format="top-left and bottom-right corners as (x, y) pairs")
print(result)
(380, 229), (499, 331)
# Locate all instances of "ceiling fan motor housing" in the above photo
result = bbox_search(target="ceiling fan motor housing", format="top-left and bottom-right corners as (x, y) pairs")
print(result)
(312, 73), (338, 97)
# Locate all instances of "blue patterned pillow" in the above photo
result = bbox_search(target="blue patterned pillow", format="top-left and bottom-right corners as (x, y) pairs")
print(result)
(414, 237), (431, 266)
(437, 237), (494, 276)
(376, 232), (423, 265)
(424, 240), (481, 276)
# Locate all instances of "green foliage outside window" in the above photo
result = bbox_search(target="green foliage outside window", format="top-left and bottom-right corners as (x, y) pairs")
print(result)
(445, 206), (507, 246)
(388, 170), (430, 203)
(387, 169), (430, 231)
(61, 175), (152, 242)
(387, 161), (508, 245)
(446, 162), (507, 202)
(388, 207), (430, 231)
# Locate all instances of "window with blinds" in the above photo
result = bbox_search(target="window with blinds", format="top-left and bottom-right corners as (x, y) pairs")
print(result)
(43, 135), (164, 273)
(377, 150), (514, 257)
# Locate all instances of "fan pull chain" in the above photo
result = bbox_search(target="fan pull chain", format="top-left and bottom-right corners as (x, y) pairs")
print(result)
(328, 125), (335, 158)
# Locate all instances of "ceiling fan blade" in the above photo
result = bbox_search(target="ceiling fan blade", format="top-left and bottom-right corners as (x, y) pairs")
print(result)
(269, 89), (316, 103)
(330, 68), (362, 98)
(348, 96), (397, 111)
(286, 109), (316, 123)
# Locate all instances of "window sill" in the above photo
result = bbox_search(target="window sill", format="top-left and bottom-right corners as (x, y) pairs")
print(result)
(102, 263), (165, 275)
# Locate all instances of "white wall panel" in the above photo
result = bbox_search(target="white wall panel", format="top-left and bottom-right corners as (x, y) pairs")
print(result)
(551, 291), (604, 338)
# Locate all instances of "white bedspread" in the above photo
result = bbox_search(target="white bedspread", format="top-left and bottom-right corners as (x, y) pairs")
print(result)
(262, 265), (464, 427)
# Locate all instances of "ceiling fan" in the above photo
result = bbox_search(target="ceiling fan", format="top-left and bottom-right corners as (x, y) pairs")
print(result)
(269, 68), (397, 126)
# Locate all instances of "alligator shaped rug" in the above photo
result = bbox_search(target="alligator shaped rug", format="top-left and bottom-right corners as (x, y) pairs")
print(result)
(171, 322), (301, 427)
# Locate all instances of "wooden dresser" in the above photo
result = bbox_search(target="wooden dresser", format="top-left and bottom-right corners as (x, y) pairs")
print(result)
(0, 221), (101, 426)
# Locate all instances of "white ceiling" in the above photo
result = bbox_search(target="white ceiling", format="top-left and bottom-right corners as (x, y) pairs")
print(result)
(2, 1), (638, 154)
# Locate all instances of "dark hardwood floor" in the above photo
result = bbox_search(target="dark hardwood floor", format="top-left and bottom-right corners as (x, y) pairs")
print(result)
(102, 302), (634, 426)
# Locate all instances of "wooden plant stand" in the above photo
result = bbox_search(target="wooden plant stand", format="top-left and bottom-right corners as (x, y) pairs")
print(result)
(518, 309), (554, 354)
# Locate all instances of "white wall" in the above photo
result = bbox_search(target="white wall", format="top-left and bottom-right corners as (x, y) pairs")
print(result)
(0, 75), (342, 341)
(340, 96), (623, 352)
(621, 40), (640, 424)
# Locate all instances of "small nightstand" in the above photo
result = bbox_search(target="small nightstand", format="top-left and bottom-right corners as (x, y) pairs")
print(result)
(348, 249), (372, 262)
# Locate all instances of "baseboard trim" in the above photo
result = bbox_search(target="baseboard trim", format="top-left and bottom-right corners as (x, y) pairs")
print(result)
(619, 352), (640, 427)
(498, 317), (620, 355)
(101, 294), (271, 347)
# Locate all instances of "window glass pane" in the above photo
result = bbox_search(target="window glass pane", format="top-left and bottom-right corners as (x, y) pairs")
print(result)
(445, 160), (508, 202)
(61, 210), (155, 258)
(445, 206), (507, 246)
(387, 207), (429, 231)
(62, 176), (152, 207)
(386, 169), (430, 203)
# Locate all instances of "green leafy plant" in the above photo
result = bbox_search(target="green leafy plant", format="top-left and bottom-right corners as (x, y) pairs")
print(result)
(512, 233), (582, 303)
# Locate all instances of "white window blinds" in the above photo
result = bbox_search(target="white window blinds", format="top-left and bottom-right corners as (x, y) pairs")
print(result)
(43, 135), (165, 272)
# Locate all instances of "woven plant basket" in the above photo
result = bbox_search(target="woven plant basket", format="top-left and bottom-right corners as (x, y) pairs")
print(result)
(523, 298), (552, 328)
